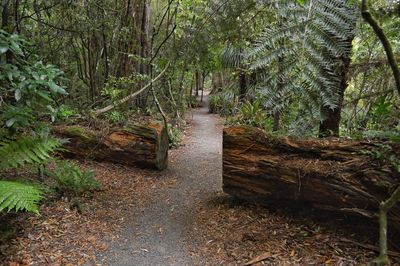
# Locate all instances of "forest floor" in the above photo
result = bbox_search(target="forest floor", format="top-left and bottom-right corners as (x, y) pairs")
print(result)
(1, 96), (396, 265)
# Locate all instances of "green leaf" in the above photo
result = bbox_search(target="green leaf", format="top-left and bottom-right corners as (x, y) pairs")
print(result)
(14, 89), (21, 101)
(5, 118), (16, 128)
(48, 81), (67, 95)
(37, 91), (53, 102)
(9, 38), (23, 55)
(0, 46), (8, 54)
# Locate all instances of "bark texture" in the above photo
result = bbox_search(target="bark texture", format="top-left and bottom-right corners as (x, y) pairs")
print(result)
(223, 126), (400, 230)
(54, 123), (169, 170)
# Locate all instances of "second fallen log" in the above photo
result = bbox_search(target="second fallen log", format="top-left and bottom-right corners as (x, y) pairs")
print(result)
(223, 126), (400, 231)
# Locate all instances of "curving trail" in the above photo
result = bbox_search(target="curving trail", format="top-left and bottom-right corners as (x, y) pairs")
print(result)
(104, 95), (222, 265)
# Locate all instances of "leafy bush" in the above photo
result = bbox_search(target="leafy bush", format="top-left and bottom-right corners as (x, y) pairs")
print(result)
(105, 110), (126, 124)
(47, 161), (101, 196)
(168, 124), (183, 148)
(209, 89), (238, 116)
(0, 31), (67, 214)
(188, 95), (202, 108)
(235, 100), (266, 127)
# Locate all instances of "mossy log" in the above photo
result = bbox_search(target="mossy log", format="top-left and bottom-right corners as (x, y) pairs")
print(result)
(54, 123), (169, 170)
(223, 126), (400, 230)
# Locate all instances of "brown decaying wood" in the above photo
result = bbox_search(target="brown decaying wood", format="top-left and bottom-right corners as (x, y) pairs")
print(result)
(223, 126), (400, 231)
(54, 123), (169, 170)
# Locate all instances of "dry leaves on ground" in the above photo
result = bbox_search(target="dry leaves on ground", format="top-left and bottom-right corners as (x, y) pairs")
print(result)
(190, 191), (395, 265)
(0, 161), (169, 266)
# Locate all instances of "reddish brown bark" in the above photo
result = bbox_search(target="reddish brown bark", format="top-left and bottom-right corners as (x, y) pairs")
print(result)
(54, 123), (169, 170)
(223, 126), (400, 231)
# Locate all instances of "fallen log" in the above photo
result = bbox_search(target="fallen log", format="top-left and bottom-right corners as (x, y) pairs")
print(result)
(223, 126), (400, 230)
(54, 123), (169, 170)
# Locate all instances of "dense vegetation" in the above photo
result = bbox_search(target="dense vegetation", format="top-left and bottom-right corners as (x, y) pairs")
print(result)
(0, 0), (399, 264)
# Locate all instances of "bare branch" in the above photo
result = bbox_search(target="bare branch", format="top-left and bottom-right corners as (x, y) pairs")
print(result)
(92, 62), (170, 116)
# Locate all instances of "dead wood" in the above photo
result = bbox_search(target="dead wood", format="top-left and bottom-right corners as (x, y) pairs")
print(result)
(223, 126), (400, 231)
(54, 123), (169, 170)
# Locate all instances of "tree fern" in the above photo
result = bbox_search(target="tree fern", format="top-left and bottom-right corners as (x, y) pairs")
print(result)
(250, 0), (357, 131)
(0, 136), (63, 169)
(221, 46), (245, 69)
(0, 181), (43, 214)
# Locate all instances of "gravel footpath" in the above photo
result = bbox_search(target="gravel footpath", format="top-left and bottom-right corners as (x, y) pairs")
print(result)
(103, 95), (222, 265)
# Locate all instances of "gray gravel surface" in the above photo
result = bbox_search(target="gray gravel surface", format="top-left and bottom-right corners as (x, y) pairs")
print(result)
(104, 96), (222, 266)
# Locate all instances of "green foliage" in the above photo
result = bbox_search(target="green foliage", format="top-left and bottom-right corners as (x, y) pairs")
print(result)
(235, 100), (266, 127)
(0, 181), (43, 214)
(55, 105), (76, 121)
(362, 130), (400, 142)
(221, 46), (245, 69)
(0, 136), (63, 169)
(101, 74), (149, 104)
(0, 133), (61, 214)
(249, 0), (357, 130)
(209, 88), (239, 116)
(0, 32), (69, 215)
(105, 110), (126, 124)
(0, 30), (67, 130)
(47, 161), (101, 196)
(361, 144), (400, 173)
(168, 124), (183, 148)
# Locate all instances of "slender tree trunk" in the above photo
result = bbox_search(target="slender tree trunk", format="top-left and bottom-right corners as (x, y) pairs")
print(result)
(137, 0), (151, 110)
(195, 70), (200, 97)
(189, 73), (194, 97)
(273, 112), (280, 132)
(1, 0), (13, 63)
(238, 69), (247, 102)
(319, 35), (354, 137)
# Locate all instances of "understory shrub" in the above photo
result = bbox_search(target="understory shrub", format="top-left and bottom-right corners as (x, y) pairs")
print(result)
(46, 161), (101, 197)
(209, 89), (238, 116)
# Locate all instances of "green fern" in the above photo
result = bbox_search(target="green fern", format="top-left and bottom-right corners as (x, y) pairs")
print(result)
(0, 136), (63, 169)
(250, 0), (357, 130)
(0, 135), (63, 214)
(0, 181), (43, 214)
(47, 160), (101, 196)
(221, 46), (245, 69)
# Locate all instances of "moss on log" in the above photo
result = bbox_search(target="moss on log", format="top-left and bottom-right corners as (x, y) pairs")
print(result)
(54, 123), (168, 170)
(223, 126), (400, 230)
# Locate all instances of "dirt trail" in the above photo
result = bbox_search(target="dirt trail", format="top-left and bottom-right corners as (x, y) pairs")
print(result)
(103, 95), (222, 265)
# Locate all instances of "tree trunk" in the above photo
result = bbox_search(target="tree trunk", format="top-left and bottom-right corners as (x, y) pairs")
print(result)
(1, 0), (13, 63)
(272, 112), (280, 132)
(319, 33), (355, 136)
(238, 69), (247, 102)
(223, 126), (400, 231)
(54, 123), (169, 170)
(137, 0), (151, 110)
(195, 70), (200, 97)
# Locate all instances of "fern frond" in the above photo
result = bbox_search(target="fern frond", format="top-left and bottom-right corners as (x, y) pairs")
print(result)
(0, 136), (63, 169)
(221, 46), (245, 69)
(0, 180), (43, 214)
(249, 0), (357, 131)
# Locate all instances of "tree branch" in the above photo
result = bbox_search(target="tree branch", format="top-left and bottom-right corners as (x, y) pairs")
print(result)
(92, 62), (170, 116)
(361, 0), (400, 97)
